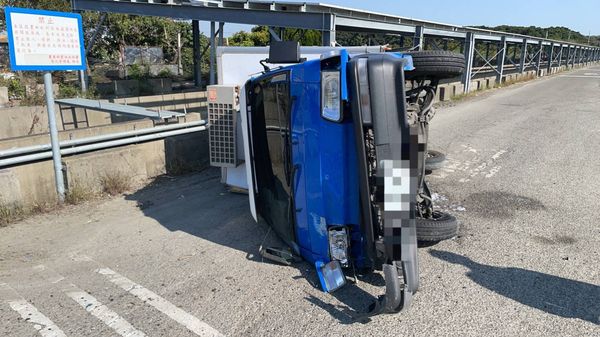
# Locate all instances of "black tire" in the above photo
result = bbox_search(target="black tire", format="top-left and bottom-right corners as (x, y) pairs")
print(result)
(416, 211), (458, 242)
(405, 51), (465, 81)
(425, 150), (446, 171)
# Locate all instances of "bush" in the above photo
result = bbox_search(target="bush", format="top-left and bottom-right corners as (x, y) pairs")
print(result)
(65, 182), (96, 205)
(128, 64), (151, 80)
(99, 172), (132, 196)
(58, 83), (80, 98)
(157, 68), (173, 78)
(0, 77), (26, 100)
(0, 202), (24, 227)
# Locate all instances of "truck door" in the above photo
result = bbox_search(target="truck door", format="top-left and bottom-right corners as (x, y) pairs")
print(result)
(245, 72), (296, 247)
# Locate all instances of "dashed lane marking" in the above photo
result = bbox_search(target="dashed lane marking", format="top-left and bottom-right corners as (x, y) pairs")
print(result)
(96, 267), (224, 337)
(0, 283), (67, 337)
(559, 75), (600, 78)
(65, 290), (146, 337)
(33, 265), (147, 337)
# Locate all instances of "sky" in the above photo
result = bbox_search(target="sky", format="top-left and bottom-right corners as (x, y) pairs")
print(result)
(203, 0), (600, 37)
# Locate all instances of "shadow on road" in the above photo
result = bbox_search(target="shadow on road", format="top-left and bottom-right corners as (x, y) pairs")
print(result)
(430, 250), (600, 325)
(125, 169), (379, 321)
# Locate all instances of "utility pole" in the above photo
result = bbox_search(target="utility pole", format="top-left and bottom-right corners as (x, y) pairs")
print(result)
(177, 31), (182, 76)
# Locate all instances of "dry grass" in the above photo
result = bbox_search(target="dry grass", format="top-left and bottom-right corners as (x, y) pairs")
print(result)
(500, 72), (537, 87)
(65, 182), (96, 205)
(0, 202), (25, 227)
(99, 172), (132, 196)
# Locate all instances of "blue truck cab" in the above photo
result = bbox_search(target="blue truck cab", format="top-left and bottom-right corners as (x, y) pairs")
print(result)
(239, 44), (464, 314)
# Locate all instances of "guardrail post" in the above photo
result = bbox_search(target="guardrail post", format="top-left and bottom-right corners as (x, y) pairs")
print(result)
(322, 14), (336, 46)
(413, 25), (424, 51)
(519, 38), (527, 73)
(496, 36), (507, 83)
(535, 41), (543, 76)
(462, 32), (475, 93)
(546, 42), (554, 73)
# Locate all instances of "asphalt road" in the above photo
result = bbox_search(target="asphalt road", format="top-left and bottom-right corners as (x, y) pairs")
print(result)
(1, 66), (599, 337)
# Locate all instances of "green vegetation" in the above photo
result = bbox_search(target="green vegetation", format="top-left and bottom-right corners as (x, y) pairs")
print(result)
(0, 76), (25, 99)
(473, 25), (600, 45)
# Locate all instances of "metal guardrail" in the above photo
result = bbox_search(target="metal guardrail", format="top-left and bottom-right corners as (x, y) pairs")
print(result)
(72, 0), (600, 93)
(55, 98), (186, 120)
(0, 121), (207, 168)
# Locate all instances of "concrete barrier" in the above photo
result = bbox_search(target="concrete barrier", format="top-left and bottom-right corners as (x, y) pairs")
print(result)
(0, 91), (207, 140)
(64, 141), (167, 194)
(0, 116), (208, 208)
(0, 87), (8, 108)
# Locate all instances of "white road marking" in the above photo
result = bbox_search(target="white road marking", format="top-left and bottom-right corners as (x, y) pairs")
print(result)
(96, 268), (223, 337)
(0, 283), (67, 337)
(33, 265), (147, 337)
(65, 290), (146, 337)
(485, 166), (502, 178)
(491, 150), (507, 160)
(559, 75), (600, 78)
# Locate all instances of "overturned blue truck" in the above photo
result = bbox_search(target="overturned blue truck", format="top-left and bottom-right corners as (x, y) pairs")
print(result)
(208, 42), (465, 315)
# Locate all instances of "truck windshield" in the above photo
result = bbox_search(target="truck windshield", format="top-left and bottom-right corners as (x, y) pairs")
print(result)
(248, 72), (295, 246)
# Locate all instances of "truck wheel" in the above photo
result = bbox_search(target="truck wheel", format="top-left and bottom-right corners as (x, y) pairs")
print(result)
(405, 51), (465, 81)
(425, 150), (446, 171)
(416, 211), (458, 242)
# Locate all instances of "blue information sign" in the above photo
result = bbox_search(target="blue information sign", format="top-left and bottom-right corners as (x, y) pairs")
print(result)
(5, 7), (86, 71)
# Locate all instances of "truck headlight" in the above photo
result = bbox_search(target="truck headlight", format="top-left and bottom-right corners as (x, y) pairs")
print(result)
(321, 70), (342, 122)
(328, 227), (349, 266)
(315, 260), (346, 293)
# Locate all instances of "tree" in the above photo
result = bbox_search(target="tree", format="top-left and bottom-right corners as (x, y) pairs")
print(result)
(0, 0), (70, 29)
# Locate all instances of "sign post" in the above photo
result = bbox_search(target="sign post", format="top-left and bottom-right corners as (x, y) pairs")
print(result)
(5, 7), (87, 203)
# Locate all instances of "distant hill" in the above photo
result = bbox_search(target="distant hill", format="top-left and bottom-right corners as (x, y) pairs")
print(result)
(472, 25), (600, 46)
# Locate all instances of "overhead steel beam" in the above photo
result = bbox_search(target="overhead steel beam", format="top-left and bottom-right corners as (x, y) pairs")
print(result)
(72, 0), (597, 51)
(423, 28), (465, 39)
(334, 16), (415, 34)
(72, 0), (331, 30)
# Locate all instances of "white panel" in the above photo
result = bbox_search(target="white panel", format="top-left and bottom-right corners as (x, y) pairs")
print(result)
(217, 46), (382, 189)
